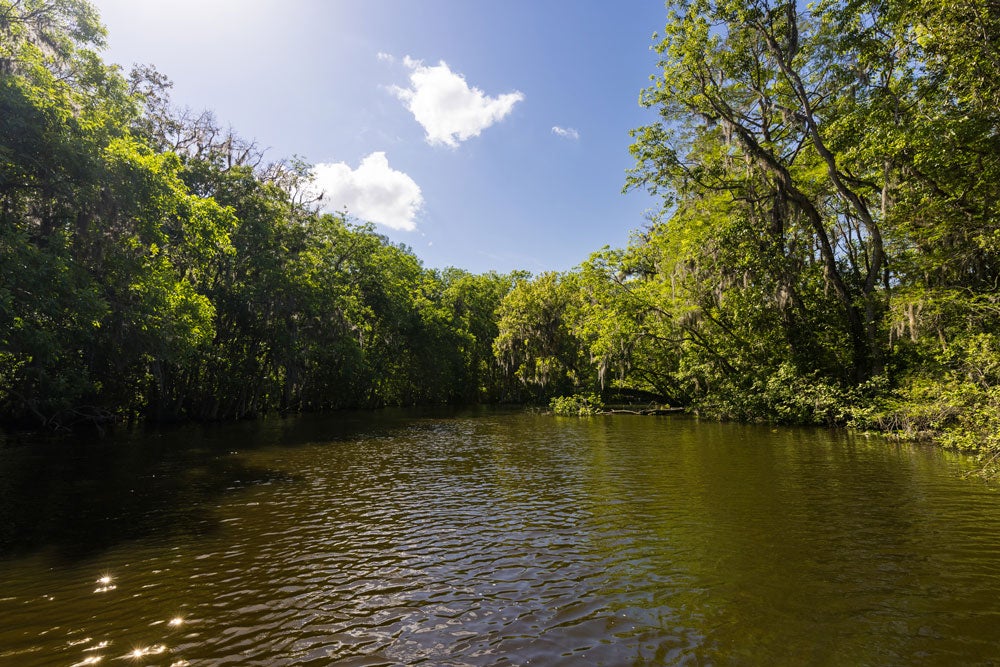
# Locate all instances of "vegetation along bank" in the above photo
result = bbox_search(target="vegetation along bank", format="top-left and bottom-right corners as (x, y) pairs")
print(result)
(2, 0), (998, 472)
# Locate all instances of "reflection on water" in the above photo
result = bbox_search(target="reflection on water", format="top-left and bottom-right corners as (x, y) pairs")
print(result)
(1, 409), (1000, 665)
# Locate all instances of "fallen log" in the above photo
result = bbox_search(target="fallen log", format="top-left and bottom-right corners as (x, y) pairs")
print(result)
(601, 407), (685, 416)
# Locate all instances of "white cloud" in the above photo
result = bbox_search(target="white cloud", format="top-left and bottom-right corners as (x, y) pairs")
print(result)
(311, 152), (423, 232)
(376, 51), (395, 63)
(390, 56), (524, 147)
(552, 126), (580, 140)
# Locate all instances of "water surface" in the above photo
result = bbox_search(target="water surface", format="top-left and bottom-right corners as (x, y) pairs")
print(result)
(1, 410), (999, 665)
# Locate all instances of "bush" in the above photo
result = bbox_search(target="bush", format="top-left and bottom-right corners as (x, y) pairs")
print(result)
(549, 393), (605, 416)
(695, 363), (848, 426)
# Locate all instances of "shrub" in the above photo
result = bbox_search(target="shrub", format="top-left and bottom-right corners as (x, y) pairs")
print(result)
(549, 393), (605, 416)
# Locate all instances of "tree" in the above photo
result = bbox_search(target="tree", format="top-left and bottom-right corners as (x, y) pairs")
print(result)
(627, 0), (903, 382)
(439, 269), (522, 402)
(494, 272), (590, 400)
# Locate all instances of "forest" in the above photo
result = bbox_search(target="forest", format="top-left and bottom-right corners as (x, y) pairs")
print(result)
(2, 0), (998, 467)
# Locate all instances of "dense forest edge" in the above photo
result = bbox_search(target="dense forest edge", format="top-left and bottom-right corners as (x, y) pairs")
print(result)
(2, 1), (999, 473)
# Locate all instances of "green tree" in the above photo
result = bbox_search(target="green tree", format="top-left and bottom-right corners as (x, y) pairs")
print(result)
(627, 0), (902, 382)
(439, 269), (522, 402)
(0, 0), (236, 427)
(494, 272), (590, 400)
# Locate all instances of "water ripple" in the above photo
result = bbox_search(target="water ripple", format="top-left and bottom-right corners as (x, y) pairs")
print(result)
(2, 413), (1000, 664)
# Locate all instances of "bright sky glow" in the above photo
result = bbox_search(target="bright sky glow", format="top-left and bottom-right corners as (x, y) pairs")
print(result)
(90, 1), (666, 273)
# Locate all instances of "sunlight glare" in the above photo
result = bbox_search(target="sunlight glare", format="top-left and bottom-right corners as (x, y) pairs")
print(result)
(69, 656), (103, 667)
(127, 644), (166, 661)
(94, 573), (116, 593)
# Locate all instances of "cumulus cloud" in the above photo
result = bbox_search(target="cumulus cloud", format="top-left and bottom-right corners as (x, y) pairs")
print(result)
(552, 125), (580, 140)
(311, 152), (422, 232)
(390, 56), (524, 147)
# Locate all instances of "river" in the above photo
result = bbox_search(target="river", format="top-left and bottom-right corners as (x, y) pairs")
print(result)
(1, 409), (999, 665)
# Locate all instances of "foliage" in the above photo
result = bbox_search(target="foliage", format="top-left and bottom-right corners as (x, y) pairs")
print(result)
(602, 0), (1000, 457)
(494, 272), (590, 400)
(0, 0), (520, 429)
(549, 393), (605, 416)
(4, 0), (1000, 468)
(691, 362), (849, 426)
(486, 0), (1000, 461)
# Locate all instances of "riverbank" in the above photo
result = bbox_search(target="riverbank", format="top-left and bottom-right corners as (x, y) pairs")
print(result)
(545, 390), (1000, 479)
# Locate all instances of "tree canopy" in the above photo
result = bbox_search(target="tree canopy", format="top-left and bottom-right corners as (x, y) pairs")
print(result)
(491, 0), (1000, 463)
(0, 0), (520, 429)
(3, 0), (999, 464)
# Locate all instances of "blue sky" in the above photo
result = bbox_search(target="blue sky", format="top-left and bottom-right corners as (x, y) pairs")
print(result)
(90, 1), (667, 274)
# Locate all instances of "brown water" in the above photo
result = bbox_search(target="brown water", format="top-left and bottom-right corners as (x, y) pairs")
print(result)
(1, 409), (999, 665)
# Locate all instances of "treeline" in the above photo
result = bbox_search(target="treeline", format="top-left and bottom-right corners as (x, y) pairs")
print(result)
(0, 1), (523, 430)
(492, 0), (1000, 461)
(4, 1), (1000, 462)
